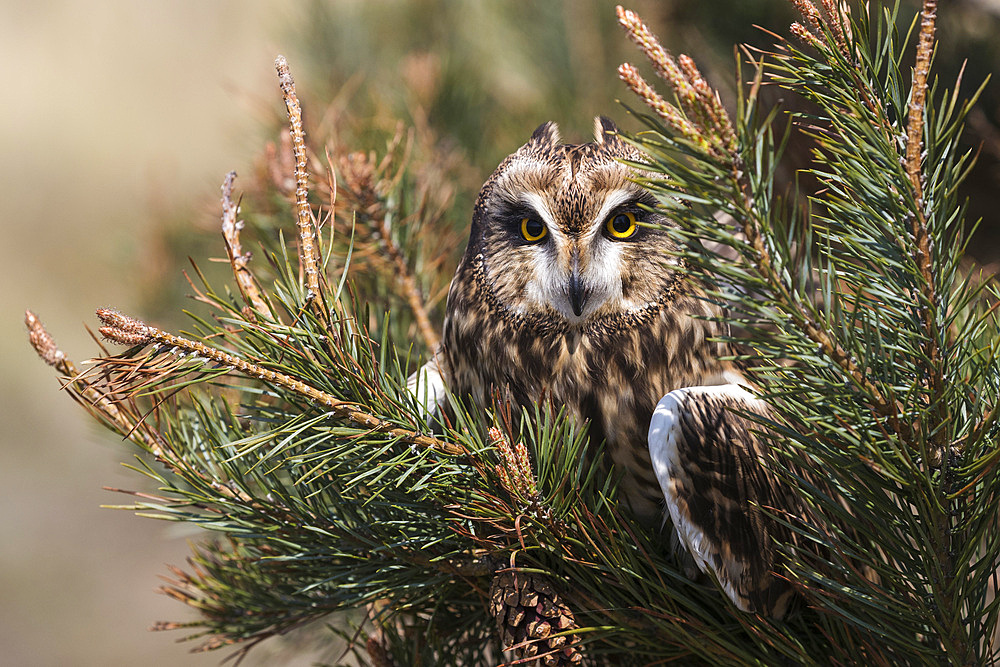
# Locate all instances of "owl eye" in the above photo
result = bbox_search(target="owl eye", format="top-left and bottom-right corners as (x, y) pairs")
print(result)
(606, 211), (638, 239)
(520, 216), (547, 242)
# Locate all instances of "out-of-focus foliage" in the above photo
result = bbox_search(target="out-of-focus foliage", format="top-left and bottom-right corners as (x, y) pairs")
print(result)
(145, 0), (999, 324)
(290, 0), (795, 168)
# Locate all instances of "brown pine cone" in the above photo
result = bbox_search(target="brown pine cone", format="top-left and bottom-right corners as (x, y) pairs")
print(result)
(366, 634), (399, 667)
(489, 571), (583, 666)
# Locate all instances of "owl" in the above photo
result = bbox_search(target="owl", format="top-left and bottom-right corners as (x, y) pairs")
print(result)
(410, 117), (796, 617)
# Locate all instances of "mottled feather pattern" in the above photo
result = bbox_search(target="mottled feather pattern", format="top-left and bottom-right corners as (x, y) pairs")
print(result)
(649, 386), (799, 616)
(437, 117), (797, 616)
(442, 118), (735, 519)
(449, 259), (734, 517)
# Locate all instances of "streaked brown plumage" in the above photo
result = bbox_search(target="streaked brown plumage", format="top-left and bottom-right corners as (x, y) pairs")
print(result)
(424, 117), (796, 616)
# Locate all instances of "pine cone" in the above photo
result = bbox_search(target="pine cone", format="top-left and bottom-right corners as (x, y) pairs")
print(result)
(366, 635), (398, 667)
(489, 571), (583, 665)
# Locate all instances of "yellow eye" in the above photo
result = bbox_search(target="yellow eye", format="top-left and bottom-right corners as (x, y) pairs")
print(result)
(606, 211), (638, 239)
(520, 217), (547, 242)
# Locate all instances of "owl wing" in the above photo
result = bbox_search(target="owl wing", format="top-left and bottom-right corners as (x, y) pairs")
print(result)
(406, 355), (448, 423)
(647, 383), (797, 617)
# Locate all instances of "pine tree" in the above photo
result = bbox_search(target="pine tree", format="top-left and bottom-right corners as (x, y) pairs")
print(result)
(26, 2), (1000, 665)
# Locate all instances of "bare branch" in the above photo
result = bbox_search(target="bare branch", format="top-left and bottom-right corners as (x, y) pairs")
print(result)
(220, 171), (268, 316)
(275, 55), (326, 317)
(905, 0), (946, 425)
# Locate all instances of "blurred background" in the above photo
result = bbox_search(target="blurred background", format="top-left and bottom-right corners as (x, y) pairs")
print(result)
(2, 2), (300, 665)
(3, 1), (998, 665)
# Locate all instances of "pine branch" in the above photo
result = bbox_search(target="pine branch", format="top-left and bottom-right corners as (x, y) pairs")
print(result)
(26, 310), (257, 503)
(620, 5), (898, 422)
(335, 136), (442, 351)
(26, 309), (162, 456)
(619, 1), (1000, 662)
(94, 308), (462, 456)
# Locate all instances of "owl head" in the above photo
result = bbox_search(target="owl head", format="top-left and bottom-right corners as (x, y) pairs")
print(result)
(462, 117), (678, 335)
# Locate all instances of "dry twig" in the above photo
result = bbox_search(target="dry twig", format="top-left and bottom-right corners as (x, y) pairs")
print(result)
(275, 55), (327, 319)
(220, 171), (268, 316)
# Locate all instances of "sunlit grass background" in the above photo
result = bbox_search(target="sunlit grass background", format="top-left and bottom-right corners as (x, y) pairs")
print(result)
(3, 1), (998, 664)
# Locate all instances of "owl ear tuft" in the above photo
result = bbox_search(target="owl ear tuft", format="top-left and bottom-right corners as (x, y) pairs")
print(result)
(594, 116), (621, 145)
(528, 121), (561, 147)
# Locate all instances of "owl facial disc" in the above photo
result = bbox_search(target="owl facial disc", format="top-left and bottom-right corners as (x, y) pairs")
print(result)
(463, 117), (679, 337)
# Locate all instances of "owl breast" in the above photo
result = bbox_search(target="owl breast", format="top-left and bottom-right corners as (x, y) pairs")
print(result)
(442, 256), (733, 522)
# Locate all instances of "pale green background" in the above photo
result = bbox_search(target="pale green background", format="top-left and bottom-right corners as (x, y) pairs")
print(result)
(0, 2), (320, 664)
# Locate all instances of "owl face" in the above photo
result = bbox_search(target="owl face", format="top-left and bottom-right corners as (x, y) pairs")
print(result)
(465, 117), (678, 334)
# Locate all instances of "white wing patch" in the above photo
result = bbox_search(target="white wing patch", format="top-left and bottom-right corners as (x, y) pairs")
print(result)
(648, 383), (768, 613)
(406, 356), (448, 423)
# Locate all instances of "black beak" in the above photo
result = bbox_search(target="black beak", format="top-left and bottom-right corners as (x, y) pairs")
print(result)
(568, 255), (587, 317)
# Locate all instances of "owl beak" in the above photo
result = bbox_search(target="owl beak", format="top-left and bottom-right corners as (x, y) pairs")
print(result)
(568, 261), (588, 317)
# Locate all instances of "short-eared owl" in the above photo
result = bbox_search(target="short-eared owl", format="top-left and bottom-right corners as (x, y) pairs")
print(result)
(411, 117), (794, 617)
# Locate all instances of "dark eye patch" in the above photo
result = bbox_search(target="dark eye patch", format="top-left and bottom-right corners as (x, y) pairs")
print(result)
(611, 192), (669, 234)
(602, 200), (652, 239)
(492, 203), (549, 245)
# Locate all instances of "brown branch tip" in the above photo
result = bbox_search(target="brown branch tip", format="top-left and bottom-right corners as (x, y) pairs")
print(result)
(220, 171), (268, 315)
(789, 0), (851, 56)
(25, 310), (68, 369)
(97, 308), (153, 346)
(615, 6), (735, 157)
(491, 427), (538, 500)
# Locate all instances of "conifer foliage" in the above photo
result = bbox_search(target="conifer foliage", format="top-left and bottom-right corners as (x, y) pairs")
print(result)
(27, 2), (1000, 665)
